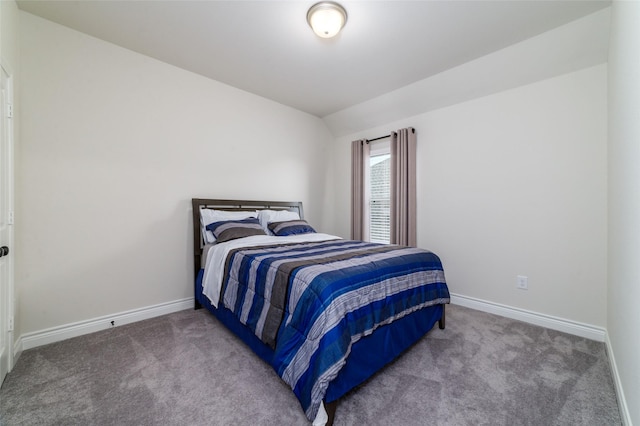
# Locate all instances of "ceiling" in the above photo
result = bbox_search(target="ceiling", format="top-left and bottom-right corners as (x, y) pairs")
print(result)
(17, 1), (611, 118)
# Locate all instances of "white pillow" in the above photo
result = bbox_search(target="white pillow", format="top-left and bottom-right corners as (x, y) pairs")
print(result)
(258, 209), (300, 235)
(200, 209), (258, 244)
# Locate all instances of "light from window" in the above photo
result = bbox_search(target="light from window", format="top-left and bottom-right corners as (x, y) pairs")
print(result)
(369, 154), (390, 244)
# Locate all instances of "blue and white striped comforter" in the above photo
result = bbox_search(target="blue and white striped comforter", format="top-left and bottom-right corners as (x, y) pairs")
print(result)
(221, 239), (450, 421)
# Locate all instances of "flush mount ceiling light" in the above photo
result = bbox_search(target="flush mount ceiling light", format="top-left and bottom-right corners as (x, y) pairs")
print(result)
(307, 1), (348, 38)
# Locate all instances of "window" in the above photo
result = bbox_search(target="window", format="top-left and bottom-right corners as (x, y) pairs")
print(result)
(368, 140), (390, 244)
(352, 128), (416, 246)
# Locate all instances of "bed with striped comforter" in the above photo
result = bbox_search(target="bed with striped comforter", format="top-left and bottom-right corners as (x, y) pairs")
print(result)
(220, 238), (450, 421)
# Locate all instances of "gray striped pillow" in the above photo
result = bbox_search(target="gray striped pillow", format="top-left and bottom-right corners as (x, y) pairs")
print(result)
(206, 218), (266, 243)
(268, 220), (316, 236)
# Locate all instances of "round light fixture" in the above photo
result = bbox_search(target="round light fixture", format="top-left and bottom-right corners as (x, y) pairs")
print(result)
(307, 2), (347, 38)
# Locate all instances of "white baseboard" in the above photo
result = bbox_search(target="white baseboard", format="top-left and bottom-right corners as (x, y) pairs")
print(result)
(605, 334), (632, 426)
(450, 293), (606, 342)
(20, 298), (193, 351)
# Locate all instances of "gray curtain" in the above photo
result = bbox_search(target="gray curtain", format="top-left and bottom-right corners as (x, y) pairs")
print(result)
(390, 128), (417, 246)
(351, 139), (370, 240)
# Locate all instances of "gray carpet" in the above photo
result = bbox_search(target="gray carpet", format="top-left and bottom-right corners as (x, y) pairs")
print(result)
(0, 304), (621, 425)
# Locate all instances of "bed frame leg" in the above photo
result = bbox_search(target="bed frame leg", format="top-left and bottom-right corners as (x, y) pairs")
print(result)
(325, 400), (337, 426)
(438, 304), (446, 329)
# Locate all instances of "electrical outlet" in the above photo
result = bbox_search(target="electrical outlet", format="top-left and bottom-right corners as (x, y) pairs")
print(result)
(517, 275), (528, 290)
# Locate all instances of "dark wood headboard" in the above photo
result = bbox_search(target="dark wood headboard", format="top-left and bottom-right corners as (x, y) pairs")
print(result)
(191, 198), (304, 308)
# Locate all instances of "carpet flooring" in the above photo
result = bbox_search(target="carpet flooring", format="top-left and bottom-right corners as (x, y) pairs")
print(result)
(0, 304), (621, 425)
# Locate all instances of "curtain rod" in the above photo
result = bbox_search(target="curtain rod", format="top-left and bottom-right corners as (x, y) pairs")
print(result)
(367, 134), (390, 143)
(366, 128), (414, 143)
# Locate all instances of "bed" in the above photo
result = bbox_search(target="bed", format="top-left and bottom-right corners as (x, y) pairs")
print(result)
(192, 198), (450, 425)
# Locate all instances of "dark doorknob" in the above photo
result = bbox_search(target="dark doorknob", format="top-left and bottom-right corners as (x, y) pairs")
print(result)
(0, 246), (9, 257)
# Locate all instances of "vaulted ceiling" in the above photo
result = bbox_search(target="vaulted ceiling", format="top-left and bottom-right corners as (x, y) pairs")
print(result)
(17, 1), (611, 118)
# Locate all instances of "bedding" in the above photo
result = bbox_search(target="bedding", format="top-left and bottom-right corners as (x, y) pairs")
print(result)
(201, 233), (341, 308)
(201, 233), (449, 422)
(192, 199), (449, 425)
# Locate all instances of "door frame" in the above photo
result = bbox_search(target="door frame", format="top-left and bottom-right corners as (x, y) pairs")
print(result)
(0, 59), (15, 385)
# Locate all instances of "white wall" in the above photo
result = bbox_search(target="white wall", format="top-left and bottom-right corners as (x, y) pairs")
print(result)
(328, 64), (608, 329)
(17, 12), (333, 335)
(1, 0), (19, 65)
(607, 1), (640, 424)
